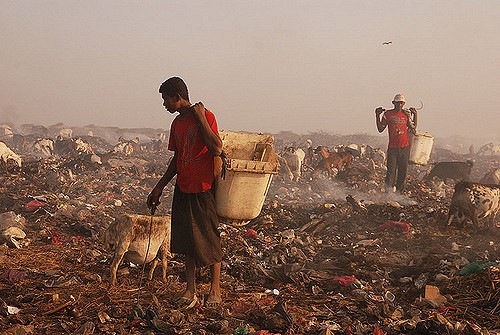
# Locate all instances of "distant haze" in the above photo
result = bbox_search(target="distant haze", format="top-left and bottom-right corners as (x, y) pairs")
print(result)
(1, 1), (499, 140)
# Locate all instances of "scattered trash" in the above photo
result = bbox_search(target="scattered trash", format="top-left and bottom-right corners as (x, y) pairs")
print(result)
(234, 324), (251, 335)
(74, 321), (95, 335)
(414, 273), (429, 290)
(0, 211), (26, 229)
(280, 229), (295, 245)
(1, 226), (26, 248)
(459, 261), (498, 275)
(0, 128), (497, 333)
(346, 194), (367, 212)
(1, 324), (35, 334)
(0, 211), (28, 248)
(424, 285), (448, 308)
(369, 294), (385, 302)
(97, 310), (111, 323)
(0, 269), (28, 284)
(24, 199), (46, 211)
(244, 228), (258, 239)
(377, 221), (413, 238)
(384, 291), (395, 302)
(265, 288), (280, 296)
(386, 201), (403, 208)
(332, 275), (358, 286)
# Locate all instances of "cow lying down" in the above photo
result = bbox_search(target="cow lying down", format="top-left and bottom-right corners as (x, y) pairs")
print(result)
(104, 214), (171, 286)
(447, 181), (499, 230)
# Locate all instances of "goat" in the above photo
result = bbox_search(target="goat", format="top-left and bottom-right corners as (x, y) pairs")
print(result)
(0, 141), (22, 173)
(104, 213), (171, 286)
(447, 181), (499, 230)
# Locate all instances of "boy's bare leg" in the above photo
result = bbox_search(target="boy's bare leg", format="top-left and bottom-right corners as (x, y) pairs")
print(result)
(182, 255), (196, 300)
(207, 262), (222, 303)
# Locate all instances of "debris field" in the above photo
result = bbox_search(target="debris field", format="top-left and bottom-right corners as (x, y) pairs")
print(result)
(0, 127), (499, 335)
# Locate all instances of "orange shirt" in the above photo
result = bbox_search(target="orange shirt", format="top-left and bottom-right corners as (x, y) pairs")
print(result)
(381, 110), (410, 148)
(168, 109), (218, 193)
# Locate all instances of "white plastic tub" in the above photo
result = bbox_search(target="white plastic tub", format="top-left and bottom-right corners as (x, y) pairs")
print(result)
(409, 131), (434, 165)
(215, 132), (278, 222)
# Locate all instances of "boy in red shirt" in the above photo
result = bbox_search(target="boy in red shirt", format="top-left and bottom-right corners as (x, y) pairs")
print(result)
(147, 77), (223, 308)
(375, 94), (417, 193)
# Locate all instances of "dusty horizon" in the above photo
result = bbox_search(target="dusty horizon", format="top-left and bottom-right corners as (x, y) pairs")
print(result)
(1, 120), (497, 152)
(2, 1), (499, 139)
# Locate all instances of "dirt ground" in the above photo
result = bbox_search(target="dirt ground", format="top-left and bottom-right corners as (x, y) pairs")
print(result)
(0, 134), (499, 335)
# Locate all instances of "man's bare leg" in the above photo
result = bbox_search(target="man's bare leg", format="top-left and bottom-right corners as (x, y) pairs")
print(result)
(207, 262), (222, 304)
(181, 255), (196, 300)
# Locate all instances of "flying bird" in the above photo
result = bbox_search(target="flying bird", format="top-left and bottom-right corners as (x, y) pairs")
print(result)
(382, 41), (392, 45)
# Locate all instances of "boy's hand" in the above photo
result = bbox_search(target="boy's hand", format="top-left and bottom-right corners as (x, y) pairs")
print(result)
(147, 187), (163, 210)
(375, 107), (385, 115)
(192, 102), (206, 121)
(409, 107), (417, 114)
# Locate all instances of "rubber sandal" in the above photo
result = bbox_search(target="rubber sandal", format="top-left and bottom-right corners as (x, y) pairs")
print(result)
(204, 301), (220, 307)
(204, 299), (222, 308)
(176, 295), (198, 310)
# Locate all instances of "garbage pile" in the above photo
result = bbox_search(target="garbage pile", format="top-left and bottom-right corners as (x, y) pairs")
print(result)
(0, 128), (499, 335)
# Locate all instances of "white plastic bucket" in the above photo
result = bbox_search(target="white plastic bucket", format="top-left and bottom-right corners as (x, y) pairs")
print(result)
(409, 131), (434, 165)
(215, 159), (277, 220)
(215, 132), (278, 221)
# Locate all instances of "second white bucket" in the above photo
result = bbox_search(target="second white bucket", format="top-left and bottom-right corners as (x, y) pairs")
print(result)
(409, 131), (434, 165)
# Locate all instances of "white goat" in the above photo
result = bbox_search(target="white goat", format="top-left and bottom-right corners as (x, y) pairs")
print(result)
(0, 141), (22, 172)
(33, 138), (55, 157)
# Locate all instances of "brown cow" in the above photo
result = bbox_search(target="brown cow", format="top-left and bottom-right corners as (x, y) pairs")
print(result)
(313, 146), (353, 178)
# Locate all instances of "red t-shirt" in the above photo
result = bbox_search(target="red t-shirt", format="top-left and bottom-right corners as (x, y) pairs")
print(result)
(168, 109), (218, 193)
(381, 110), (410, 148)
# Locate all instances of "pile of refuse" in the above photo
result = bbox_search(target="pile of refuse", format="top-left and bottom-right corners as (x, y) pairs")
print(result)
(0, 130), (499, 335)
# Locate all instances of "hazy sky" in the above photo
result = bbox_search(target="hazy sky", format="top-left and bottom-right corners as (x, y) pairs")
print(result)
(1, 1), (499, 138)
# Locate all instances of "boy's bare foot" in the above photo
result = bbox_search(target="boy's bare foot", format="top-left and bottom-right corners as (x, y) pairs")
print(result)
(205, 291), (222, 306)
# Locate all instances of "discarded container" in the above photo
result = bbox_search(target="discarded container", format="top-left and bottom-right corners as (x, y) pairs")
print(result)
(215, 131), (278, 222)
(384, 291), (395, 302)
(0, 211), (26, 230)
(409, 131), (434, 165)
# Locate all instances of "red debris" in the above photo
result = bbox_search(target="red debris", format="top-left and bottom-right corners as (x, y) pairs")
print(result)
(377, 221), (413, 238)
(230, 300), (256, 314)
(372, 325), (385, 335)
(369, 294), (385, 302)
(332, 275), (357, 286)
(24, 199), (45, 211)
(244, 228), (258, 239)
(103, 193), (116, 202)
(50, 231), (65, 245)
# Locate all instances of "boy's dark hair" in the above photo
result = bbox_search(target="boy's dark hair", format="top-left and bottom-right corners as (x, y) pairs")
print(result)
(159, 77), (189, 101)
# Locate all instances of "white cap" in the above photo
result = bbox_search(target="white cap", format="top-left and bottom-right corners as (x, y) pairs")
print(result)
(393, 94), (406, 103)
